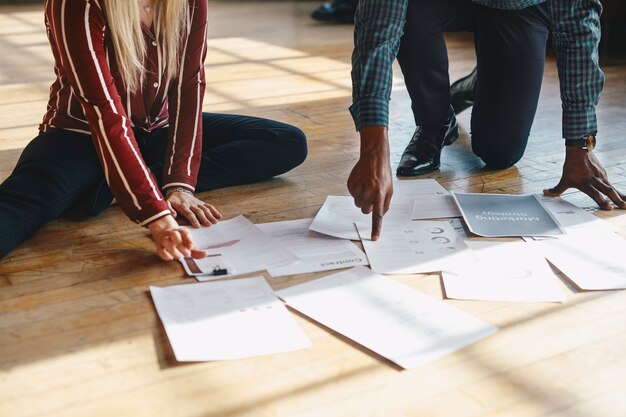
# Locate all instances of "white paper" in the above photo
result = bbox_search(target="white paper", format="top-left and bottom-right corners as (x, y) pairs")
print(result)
(452, 192), (565, 237)
(150, 277), (311, 361)
(539, 233), (626, 290)
(310, 196), (413, 240)
(392, 179), (449, 197)
(257, 218), (369, 277)
(277, 267), (497, 369)
(181, 215), (298, 280)
(411, 194), (462, 220)
(442, 241), (566, 302)
(537, 196), (616, 234)
(357, 220), (474, 274)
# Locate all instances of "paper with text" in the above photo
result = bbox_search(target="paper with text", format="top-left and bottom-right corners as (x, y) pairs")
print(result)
(180, 215), (298, 280)
(357, 220), (474, 274)
(310, 196), (413, 240)
(150, 277), (311, 361)
(453, 193), (564, 237)
(277, 267), (497, 369)
(539, 233), (626, 290)
(442, 241), (566, 302)
(257, 219), (368, 277)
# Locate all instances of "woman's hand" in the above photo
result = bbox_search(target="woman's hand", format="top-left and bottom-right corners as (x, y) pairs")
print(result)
(148, 215), (207, 261)
(166, 190), (222, 228)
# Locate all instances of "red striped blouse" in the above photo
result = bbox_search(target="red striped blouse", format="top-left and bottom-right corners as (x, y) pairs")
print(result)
(40, 0), (207, 226)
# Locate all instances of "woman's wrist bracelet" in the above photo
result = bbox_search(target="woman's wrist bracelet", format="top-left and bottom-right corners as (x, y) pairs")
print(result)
(165, 186), (193, 198)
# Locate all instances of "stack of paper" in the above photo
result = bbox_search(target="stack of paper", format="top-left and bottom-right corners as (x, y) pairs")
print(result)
(357, 220), (473, 274)
(181, 215), (298, 280)
(442, 241), (566, 302)
(257, 219), (369, 277)
(150, 277), (311, 361)
(277, 267), (497, 369)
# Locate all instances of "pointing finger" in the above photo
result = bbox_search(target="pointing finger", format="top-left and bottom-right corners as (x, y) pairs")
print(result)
(371, 202), (384, 241)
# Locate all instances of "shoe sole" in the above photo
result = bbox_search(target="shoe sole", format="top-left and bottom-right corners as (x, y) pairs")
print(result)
(396, 162), (441, 177)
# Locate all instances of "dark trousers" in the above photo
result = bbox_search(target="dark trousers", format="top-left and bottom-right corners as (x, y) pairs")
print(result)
(0, 113), (307, 258)
(397, 0), (551, 169)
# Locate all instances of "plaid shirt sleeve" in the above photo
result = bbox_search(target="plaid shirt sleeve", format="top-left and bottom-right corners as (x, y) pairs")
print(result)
(550, 0), (605, 139)
(349, 0), (408, 131)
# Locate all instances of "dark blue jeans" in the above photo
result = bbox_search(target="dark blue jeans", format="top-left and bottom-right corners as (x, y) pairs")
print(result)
(397, 0), (551, 169)
(0, 113), (307, 258)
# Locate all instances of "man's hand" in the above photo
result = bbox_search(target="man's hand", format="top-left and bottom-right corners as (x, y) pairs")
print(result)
(544, 147), (626, 210)
(347, 126), (393, 240)
(166, 190), (222, 228)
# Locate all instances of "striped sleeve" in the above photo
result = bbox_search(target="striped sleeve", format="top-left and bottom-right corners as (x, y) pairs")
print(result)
(162, 0), (208, 192)
(49, 0), (170, 226)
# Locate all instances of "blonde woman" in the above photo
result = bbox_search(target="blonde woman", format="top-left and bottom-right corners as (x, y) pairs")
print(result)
(0, 0), (307, 259)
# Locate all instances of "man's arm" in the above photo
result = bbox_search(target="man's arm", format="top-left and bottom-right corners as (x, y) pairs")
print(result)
(349, 0), (408, 239)
(544, 0), (626, 209)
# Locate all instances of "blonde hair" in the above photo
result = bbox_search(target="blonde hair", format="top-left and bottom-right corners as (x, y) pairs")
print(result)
(103, 0), (190, 92)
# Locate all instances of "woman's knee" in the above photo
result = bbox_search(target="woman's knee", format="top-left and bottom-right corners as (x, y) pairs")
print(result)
(272, 124), (308, 172)
(285, 125), (308, 168)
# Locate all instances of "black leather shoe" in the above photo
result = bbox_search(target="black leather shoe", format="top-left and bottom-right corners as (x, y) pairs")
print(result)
(311, 0), (356, 23)
(450, 67), (477, 115)
(396, 113), (459, 177)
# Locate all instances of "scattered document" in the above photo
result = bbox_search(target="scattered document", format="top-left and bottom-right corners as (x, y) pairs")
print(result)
(442, 241), (566, 302)
(392, 179), (449, 197)
(452, 192), (564, 237)
(393, 179), (460, 219)
(277, 267), (497, 369)
(539, 233), (626, 290)
(257, 219), (368, 277)
(411, 194), (462, 220)
(181, 215), (298, 280)
(538, 196), (616, 234)
(310, 196), (413, 240)
(150, 277), (311, 361)
(357, 220), (473, 274)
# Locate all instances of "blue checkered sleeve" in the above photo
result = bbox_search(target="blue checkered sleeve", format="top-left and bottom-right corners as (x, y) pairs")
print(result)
(349, 0), (408, 130)
(472, 0), (544, 9)
(550, 0), (604, 140)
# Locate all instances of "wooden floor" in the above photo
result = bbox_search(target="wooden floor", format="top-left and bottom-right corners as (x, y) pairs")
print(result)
(2, 1), (626, 416)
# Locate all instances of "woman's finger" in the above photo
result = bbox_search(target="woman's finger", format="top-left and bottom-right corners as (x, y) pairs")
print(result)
(206, 204), (222, 219)
(169, 231), (191, 257)
(166, 200), (177, 218)
(156, 245), (174, 261)
(178, 228), (196, 250)
(200, 204), (219, 225)
(161, 233), (186, 259)
(191, 205), (211, 227)
(191, 249), (207, 259)
(179, 206), (201, 228)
